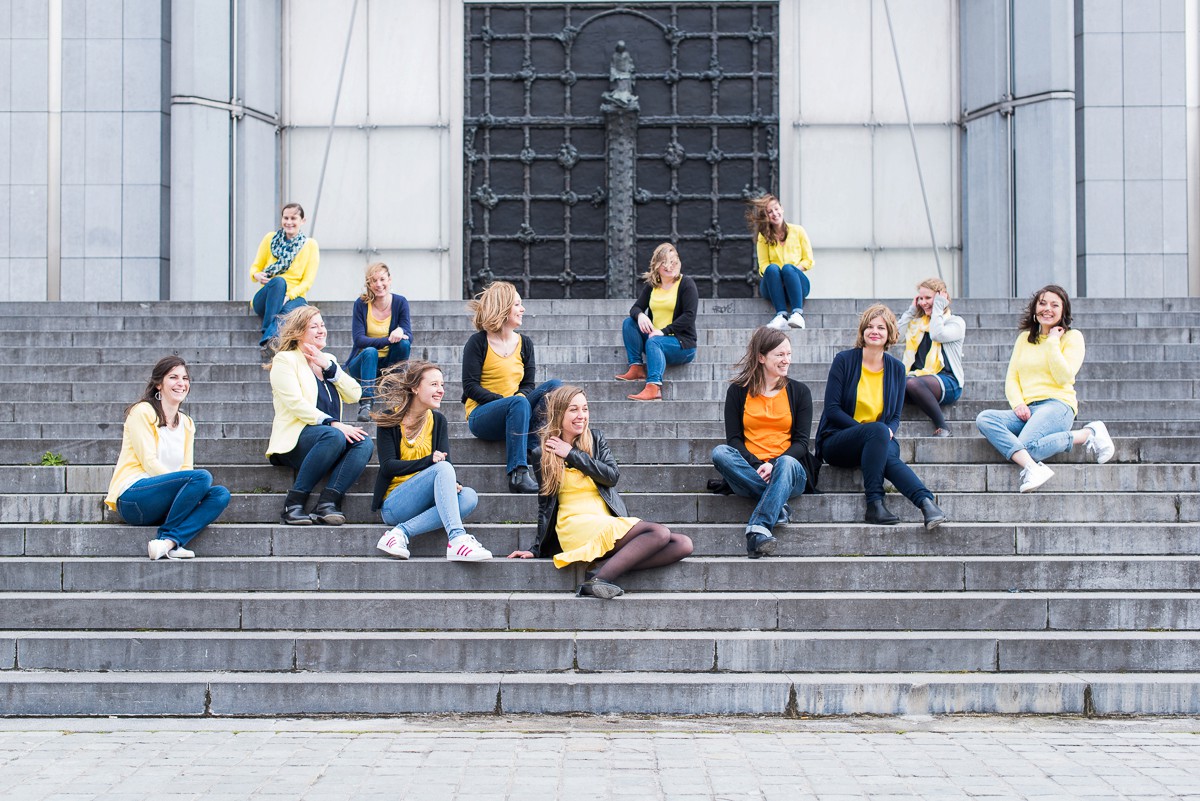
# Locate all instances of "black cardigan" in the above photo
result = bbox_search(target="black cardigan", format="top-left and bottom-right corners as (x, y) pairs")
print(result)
(629, 274), (699, 350)
(723, 378), (821, 493)
(460, 330), (536, 407)
(371, 410), (451, 511)
(815, 348), (906, 462)
(530, 429), (629, 558)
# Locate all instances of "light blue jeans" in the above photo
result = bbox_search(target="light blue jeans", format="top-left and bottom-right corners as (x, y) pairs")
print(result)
(975, 399), (1076, 462)
(381, 460), (479, 542)
(620, 317), (696, 385)
(711, 445), (806, 534)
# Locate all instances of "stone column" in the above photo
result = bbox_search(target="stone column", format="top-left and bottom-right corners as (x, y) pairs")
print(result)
(601, 41), (639, 299)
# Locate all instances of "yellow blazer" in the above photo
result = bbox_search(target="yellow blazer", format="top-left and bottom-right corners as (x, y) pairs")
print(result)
(248, 233), (320, 302)
(266, 348), (362, 457)
(104, 402), (195, 510)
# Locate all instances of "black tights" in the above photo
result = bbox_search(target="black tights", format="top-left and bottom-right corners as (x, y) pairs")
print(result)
(905, 375), (946, 429)
(594, 521), (693, 583)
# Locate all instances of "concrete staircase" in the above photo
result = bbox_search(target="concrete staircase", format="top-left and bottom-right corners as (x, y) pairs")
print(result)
(1, 297), (1198, 716)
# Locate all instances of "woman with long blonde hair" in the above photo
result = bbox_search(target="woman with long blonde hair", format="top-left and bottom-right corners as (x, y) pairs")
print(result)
(508, 385), (692, 599)
(895, 277), (967, 437)
(616, 242), (699, 401)
(345, 262), (412, 422)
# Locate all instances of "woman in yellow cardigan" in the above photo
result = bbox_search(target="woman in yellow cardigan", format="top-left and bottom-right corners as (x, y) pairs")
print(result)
(250, 202), (319, 359)
(746, 194), (814, 331)
(105, 356), (230, 560)
(266, 306), (373, 525)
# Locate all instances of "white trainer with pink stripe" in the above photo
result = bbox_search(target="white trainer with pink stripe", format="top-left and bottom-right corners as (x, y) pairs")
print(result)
(376, 528), (410, 559)
(447, 534), (492, 562)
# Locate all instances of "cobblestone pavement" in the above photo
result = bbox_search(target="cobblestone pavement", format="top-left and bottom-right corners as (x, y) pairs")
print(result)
(0, 717), (1198, 800)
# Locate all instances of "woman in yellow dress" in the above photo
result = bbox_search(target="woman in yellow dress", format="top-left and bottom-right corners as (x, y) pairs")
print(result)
(508, 385), (692, 599)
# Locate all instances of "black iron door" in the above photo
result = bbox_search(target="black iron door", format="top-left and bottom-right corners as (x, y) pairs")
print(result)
(465, 2), (779, 299)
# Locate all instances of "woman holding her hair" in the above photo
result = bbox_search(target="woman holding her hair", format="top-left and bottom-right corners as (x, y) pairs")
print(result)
(250, 203), (319, 359)
(509, 385), (693, 599)
(266, 306), (373, 526)
(816, 304), (947, 529)
(975, 284), (1114, 492)
(346, 262), (412, 422)
(105, 356), (231, 560)
(615, 242), (699, 401)
(461, 281), (562, 493)
(371, 360), (490, 562)
(746, 194), (814, 331)
(895, 277), (967, 437)
(711, 327), (818, 558)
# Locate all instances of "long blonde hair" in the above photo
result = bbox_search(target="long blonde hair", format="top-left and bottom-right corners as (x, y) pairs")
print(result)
(372, 360), (441, 427)
(467, 281), (518, 332)
(271, 306), (323, 353)
(538, 384), (593, 497)
(729, 326), (789, 398)
(360, 262), (391, 303)
(640, 242), (679, 289)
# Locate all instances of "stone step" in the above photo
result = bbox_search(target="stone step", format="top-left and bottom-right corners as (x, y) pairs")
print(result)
(7, 489), (1198, 526)
(4, 630), (1198, 674)
(2, 555), (1199, 593)
(1, 590), (1198, 631)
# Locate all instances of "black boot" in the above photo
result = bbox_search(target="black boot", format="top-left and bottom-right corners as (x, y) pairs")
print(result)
(311, 489), (346, 526)
(508, 466), (538, 494)
(745, 530), (778, 559)
(864, 499), (899, 525)
(919, 497), (947, 530)
(280, 490), (313, 525)
(356, 398), (373, 423)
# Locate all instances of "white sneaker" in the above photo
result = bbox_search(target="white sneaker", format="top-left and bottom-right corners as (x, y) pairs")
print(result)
(1085, 421), (1114, 464)
(167, 546), (195, 559)
(767, 312), (790, 331)
(147, 539), (172, 561)
(447, 534), (492, 562)
(1018, 462), (1055, 493)
(376, 528), (410, 559)
(787, 311), (806, 329)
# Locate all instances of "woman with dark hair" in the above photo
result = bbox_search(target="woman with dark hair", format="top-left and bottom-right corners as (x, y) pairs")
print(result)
(105, 357), (231, 560)
(817, 304), (946, 529)
(975, 284), (1113, 492)
(371, 360), (489, 562)
(266, 306), (373, 526)
(616, 242), (699, 401)
(711, 327), (818, 558)
(250, 202), (319, 359)
(746, 194), (814, 331)
(895, 277), (967, 437)
(508, 385), (692, 599)
(346, 262), (412, 422)
(461, 280), (561, 493)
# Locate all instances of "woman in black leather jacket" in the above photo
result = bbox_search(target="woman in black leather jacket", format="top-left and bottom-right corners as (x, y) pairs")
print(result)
(508, 385), (692, 598)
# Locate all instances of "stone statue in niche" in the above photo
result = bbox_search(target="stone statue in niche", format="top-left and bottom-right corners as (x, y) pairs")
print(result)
(601, 40), (639, 111)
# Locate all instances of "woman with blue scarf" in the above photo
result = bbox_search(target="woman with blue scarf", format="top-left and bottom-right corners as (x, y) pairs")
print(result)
(250, 203), (320, 360)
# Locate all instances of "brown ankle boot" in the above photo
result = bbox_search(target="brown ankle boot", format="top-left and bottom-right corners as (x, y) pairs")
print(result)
(627, 383), (662, 401)
(615, 363), (647, 382)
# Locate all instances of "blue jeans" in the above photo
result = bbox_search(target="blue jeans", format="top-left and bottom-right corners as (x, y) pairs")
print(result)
(116, 470), (231, 547)
(252, 277), (307, 346)
(975, 399), (1076, 463)
(820, 422), (934, 505)
(620, 318), (696, 385)
(346, 342), (411, 399)
(711, 445), (806, 534)
(381, 461), (479, 542)
(467, 380), (562, 473)
(759, 264), (810, 314)
(276, 424), (374, 496)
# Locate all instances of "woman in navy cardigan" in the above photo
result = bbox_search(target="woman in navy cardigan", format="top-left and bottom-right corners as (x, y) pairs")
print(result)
(345, 262), (412, 422)
(816, 304), (946, 529)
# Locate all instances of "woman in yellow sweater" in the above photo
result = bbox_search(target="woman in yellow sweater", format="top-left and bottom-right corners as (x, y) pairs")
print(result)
(105, 357), (230, 560)
(250, 203), (319, 359)
(975, 285), (1114, 492)
(746, 194), (814, 331)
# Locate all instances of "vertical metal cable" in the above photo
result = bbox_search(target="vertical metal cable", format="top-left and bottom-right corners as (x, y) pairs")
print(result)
(309, 0), (360, 237)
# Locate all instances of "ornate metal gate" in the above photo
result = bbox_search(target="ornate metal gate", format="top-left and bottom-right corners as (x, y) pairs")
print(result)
(464, 2), (779, 299)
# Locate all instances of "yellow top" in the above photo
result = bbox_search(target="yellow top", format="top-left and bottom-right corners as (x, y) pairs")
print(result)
(248, 233), (320, 302)
(551, 467), (640, 569)
(366, 305), (391, 359)
(265, 349), (363, 457)
(743, 391), (792, 461)
(385, 410), (433, 498)
(648, 281), (680, 330)
(104, 402), (195, 510)
(1004, 329), (1085, 413)
(853, 365), (885, 424)
(464, 336), (524, 420)
(756, 223), (814, 276)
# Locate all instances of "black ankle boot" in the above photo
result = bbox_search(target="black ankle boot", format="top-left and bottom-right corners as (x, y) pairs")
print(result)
(280, 490), (312, 525)
(356, 398), (372, 423)
(864, 499), (899, 525)
(311, 490), (346, 526)
(919, 497), (946, 530)
(508, 466), (538, 494)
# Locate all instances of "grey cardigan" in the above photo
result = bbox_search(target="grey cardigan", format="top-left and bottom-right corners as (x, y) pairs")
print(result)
(895, 295), (967, 389)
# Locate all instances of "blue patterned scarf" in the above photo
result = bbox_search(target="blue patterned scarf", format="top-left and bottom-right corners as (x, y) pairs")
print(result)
(264, 229), (307, 279)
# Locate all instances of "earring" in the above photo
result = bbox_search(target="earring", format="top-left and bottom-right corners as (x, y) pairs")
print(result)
(154, 391), (162, 400)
